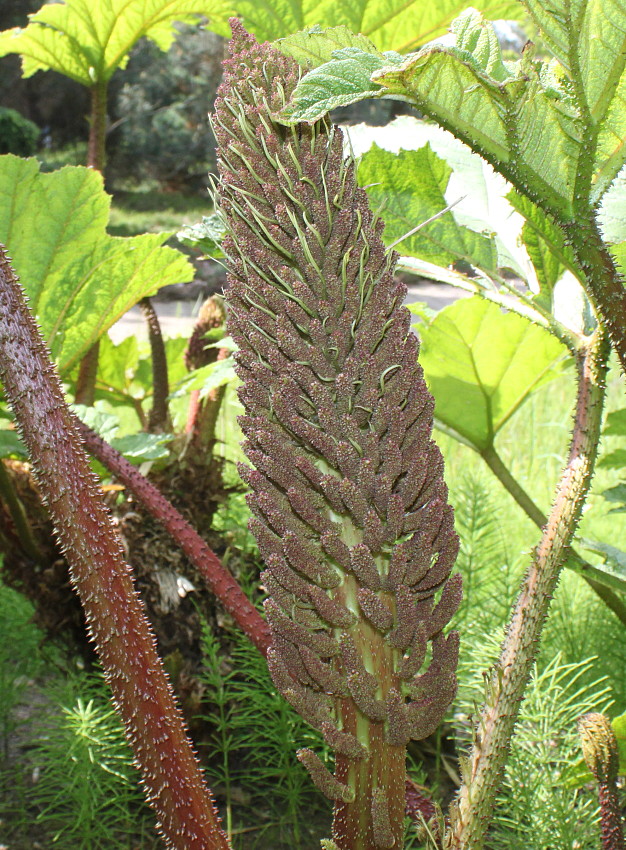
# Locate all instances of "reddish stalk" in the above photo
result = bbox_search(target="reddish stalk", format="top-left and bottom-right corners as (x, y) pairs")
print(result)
(0, 246), (231, 850)
(76, 420), (272, 657)
(139, 296), (171, 432)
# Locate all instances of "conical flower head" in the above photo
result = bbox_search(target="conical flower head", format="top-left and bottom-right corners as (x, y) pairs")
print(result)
(214, 21), (461, 824)
(579, 713), (620, 783)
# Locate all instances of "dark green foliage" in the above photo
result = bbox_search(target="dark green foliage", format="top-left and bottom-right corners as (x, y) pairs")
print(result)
(0, 0), (39, 29)
(28, 674), (158, 850)
(109, 24), (224, 191)
(0, 106), (39, 155)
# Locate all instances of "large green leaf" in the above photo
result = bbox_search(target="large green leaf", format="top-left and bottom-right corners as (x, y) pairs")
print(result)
(419, 297), (569, 451)
(522, 0), (626, 202)
(348, 116), (530, 278)
(282, 11), (582, 218)
(357, 142), (498, 271)
(275, 25), (382, 68)
(0, 0), (231, 85)
(0, 155), (193, 373)
(244, 0), (522, 53)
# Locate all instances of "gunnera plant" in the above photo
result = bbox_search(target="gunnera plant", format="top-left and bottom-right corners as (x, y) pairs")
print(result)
(213, 22), (461, 850)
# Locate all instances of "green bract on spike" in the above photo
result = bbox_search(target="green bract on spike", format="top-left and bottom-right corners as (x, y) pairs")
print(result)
(214, 20), (460, 850)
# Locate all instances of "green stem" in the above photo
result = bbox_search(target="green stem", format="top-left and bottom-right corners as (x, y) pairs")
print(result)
(480, 445), (626, 627)
(0, 459), (45, 566)
(76, 81), (108, 407)
(87, 80), (107, 173)
(450, 327), (610, 849)
(332, 614), (406, 850)
(480, 446), (545, 528)
(562, 218), (626, 377)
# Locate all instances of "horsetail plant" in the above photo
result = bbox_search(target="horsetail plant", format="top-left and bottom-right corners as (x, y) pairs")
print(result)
(214, 22), (461, 850)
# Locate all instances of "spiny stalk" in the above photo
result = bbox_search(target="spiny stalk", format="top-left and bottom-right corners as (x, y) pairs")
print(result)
(75, 419), (272, 657)
(0, 245), (230, 850)
(449, 327), (609, 849)
(214, 22), (460, 850)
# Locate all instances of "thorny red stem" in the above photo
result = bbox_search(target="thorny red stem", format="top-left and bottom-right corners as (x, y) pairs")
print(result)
(598, 783), (626, 850)
(76, 420), (272, 657)
(0, 246), (231, 850)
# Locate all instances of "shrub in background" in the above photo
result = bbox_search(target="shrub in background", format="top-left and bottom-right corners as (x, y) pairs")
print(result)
(109, 24), (224, 192)
(0, 105), (38, 155)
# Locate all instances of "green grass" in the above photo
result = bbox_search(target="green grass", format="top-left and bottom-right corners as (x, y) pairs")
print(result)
(107, 189), (211, 237)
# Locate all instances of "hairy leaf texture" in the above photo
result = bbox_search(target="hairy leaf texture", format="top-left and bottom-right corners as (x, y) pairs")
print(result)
(214, 21), (460, 846)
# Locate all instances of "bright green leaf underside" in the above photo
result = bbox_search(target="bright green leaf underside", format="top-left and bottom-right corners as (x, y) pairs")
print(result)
(282, 4), (626, 220)
(0, 0), (231, 85)
(0, 156), (193, 373)
(357, 142), (498, 271)
(419, 297), (569, 451)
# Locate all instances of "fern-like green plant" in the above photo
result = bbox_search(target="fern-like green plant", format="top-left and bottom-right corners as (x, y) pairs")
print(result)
(201, 625), (332, 849)
(30, 673), (154, 850)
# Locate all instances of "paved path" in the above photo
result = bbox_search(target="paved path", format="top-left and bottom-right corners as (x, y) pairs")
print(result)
(109, 282), (468, 343)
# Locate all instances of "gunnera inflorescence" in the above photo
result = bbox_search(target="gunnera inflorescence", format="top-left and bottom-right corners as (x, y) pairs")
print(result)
(213, 22), (461, 850)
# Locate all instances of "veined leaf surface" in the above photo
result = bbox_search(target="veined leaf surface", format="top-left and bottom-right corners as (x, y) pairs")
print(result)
(347, 117), (531, 279)
(0, 156), (192, 373)
(522, 0), (626, 201)
(419, 297), (569, 451)
(0, 0), (232, 85)
(285, 8), (626, 220)
(245, 0), (522, 53)
(507, 190), (581, 304)
(357, 142), (498, 271)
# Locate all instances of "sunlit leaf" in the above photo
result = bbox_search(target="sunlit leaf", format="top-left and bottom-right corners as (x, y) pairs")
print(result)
(173, 356), (237, 397)
(247, 0), (523, 53)
(110, 433), (174, 462)
(419, 297), (569, 451)
(281, 10), (582, 218)
(177, 213), (227, 259)
(601, 484), (626, 514)
(276, 25), (381, 68)
(357, 142), (498, 270)
(598, 449), (626, 470)
(0, 0), (231, 85)
(347, 117), (530, 279)
(522, 0), (626, 201)
(507, 190), (581, 305)
(280, 47), (402, 120)
(0, 156), (193, 373)
(604, 408), (626, 436)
